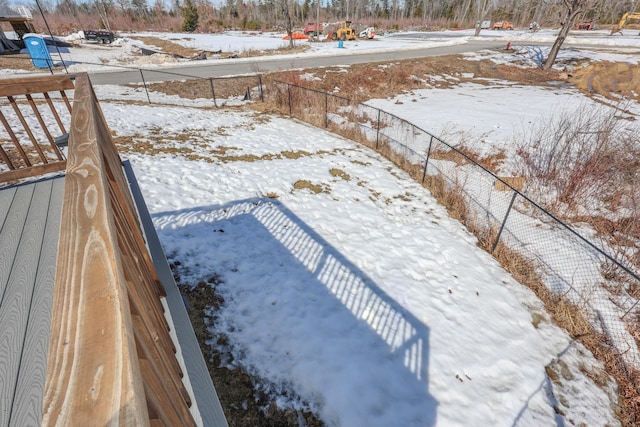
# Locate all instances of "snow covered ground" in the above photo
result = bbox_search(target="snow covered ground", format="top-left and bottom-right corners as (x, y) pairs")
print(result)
(118, 105), (619, 427)
(6, 28), (638, 425)
(7, 27), (640, 77)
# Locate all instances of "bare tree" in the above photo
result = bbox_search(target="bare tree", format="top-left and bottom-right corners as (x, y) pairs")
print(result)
(282, 0), (293, 48)
(542, 0), (595, 69)
(473, 0), (491, 36)
(93, 0), (114, 30)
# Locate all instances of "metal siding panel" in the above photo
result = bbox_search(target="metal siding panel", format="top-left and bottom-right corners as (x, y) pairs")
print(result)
(122, 161), (229, 427)
(10, 177), (64, 427)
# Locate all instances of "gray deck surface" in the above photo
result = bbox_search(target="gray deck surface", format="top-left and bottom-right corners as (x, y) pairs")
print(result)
(0, 167), (227, 427)
(0, 175), (64, 427)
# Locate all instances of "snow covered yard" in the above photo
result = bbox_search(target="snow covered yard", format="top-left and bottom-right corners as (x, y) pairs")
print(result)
(6, 27), (637, 425)
(103, 102), (620, 426)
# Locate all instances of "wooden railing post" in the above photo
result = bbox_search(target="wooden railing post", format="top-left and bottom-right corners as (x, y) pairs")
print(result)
(43, 73), (196, 426)
(42, 73), (150, 427)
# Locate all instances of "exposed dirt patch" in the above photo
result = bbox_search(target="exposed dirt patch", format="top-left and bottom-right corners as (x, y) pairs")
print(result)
(175, 270), (324, 427)
(130, 35), (205, 58)
(569, 61), (640, 104)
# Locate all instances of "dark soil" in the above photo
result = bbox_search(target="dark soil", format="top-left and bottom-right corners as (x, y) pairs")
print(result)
(172, 265), (324, 427)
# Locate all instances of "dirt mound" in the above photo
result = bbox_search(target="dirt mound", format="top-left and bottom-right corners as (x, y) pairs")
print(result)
(569, 61), (640, 103)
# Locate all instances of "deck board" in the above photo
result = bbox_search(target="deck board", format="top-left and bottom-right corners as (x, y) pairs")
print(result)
(10, 178), (63, 427)
(0, 182), (36, 427)
(0, 183), (34, 312)
(0, 177), (63, 427)
(0, 186), (17, 228)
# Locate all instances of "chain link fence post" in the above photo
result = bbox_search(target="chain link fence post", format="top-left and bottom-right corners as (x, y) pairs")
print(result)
(375, 109), (381, 149)
(208, 78), (217, 108)
(422, 135), (434, 183)
(492, 189), (518, 253)
(325, 92), (329, 128)
(139, 69), (151, 104)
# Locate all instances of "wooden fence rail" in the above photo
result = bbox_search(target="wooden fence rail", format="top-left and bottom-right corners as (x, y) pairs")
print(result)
(42, 73), (196, 426)
(0, 75), (73, 185)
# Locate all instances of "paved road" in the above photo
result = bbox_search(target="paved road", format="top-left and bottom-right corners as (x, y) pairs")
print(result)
(87, 39), (506, 85)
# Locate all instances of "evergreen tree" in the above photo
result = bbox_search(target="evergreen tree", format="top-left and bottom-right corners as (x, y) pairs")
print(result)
(181, 0), (199, 31)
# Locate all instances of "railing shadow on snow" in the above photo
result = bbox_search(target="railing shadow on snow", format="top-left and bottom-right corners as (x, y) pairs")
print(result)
(272, 80), (640, 367)
(151, 197), (438, 426)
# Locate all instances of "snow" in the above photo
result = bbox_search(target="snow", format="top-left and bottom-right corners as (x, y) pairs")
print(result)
(123, 110), (618, 426)
(8, 27), (639, 77)
(364, 82), (639, 174)
(6, 28), (634, 425)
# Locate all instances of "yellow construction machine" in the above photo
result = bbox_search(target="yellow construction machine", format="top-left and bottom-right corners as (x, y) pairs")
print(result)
(611, 12), (640, 35)
(330, 21), (357, 41)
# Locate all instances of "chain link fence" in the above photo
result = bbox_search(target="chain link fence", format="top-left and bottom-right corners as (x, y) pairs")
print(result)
(21, 57), (266, 107)
(93, 69), (264, 107)
(271, 80), (640, 420)
(132, 70), (264, 107)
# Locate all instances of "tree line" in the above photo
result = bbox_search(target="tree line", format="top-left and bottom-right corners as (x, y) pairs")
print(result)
(18, 0), (638, 35)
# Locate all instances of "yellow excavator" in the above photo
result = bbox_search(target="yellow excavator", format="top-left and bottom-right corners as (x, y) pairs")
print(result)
(611, 11), (640, 35)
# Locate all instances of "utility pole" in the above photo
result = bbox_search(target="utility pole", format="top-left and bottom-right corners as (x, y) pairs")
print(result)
(316, 0), (320, 39)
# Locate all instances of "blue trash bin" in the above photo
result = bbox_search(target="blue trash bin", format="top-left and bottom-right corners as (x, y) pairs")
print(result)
(338, 40), (344, 48)
(24, 34), (54, 69)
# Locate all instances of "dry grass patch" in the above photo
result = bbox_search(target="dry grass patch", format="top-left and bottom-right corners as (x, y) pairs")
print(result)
(0, 54), (35, 71)
(492, 241), (640, 425)
(293, 180), (329, 194)
(240, 44), (310, 58)
(282, 150), (312, 159)
(142, 75), (263, 101)
(216, 150), (321, 163)
(495, 176), (526, 192)
(330, 168), (351, 181)
(129, 35), (205, 58)
(423, 174), (475, 237)
(114, 128), (329, 164)
(263, 55), (561, 102)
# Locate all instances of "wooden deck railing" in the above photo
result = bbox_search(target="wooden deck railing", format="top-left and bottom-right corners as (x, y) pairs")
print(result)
(0, 75), (72, 185)
(42, 73), (196, 426)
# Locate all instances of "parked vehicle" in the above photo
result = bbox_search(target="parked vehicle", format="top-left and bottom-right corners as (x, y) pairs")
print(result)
(359, 27), (375, 39)
(83, 29), (115, 44)
(576, 20), (595, 30)
(492, 21), (514, 30)
(303, 22), (323, 37)
(330, 21), (357, 41)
